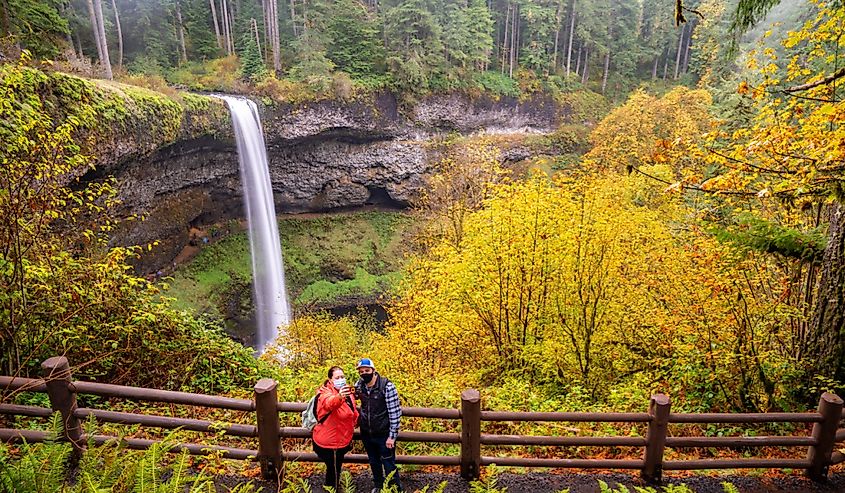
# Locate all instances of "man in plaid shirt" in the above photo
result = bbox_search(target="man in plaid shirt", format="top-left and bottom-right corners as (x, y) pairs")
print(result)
(355, 357), (402, 492)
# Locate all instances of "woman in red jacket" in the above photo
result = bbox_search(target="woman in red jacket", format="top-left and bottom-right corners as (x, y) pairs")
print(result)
(312, 366), (359, 490)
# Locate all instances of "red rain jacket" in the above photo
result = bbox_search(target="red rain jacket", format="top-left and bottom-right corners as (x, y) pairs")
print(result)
(312, 382), (359, 449)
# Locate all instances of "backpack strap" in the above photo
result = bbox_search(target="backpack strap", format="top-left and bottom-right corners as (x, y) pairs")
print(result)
(315, 392), (337, 424)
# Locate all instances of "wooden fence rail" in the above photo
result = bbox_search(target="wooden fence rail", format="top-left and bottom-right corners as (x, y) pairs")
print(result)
(0, 356), (843, 484)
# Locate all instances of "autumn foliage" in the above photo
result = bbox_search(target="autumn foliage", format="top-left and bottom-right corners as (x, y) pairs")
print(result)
(381, 170), (803, 411)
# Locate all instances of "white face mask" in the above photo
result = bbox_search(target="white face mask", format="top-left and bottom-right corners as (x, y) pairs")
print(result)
(333, 378), (347, 390)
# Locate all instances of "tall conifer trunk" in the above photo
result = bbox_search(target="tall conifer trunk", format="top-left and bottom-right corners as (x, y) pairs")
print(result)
(221, 0), (233, 54)
(581, 45), (589, 84)
(110, 0), (123, 68)
(601, 50), (609, 93)
(210, 0), (223, 49)
(565, 0), (576, 77)
(809, 203), (845, 390)
(289, 0), (297, 37)
(87, 0), (112, 79)
(674, 23), (685, 79)
(682, 22), (693, 73)
(176, 0), (188, 63)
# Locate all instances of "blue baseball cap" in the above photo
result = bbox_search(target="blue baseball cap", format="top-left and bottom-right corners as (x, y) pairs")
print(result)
(356, 358), (375, 370)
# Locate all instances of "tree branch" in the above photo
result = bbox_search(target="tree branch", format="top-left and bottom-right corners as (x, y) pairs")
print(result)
(783, 67), (845, 93)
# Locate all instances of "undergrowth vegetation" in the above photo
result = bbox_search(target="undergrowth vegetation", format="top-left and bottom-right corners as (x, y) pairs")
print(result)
(166, 212), (412, 325)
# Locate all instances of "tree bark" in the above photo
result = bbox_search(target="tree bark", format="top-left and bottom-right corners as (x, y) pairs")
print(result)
(500, 2), (510, 74)
(682, 22), (693, 73)
(221, 0), (232, 54)
(289, 0), (297, 37)
(662, 43), (669, 80)
(110, 0), (123, 68)
(272, 0), (281, 72)
(251, 18), (262, 57)
(601, 6), (612, 94)
(574, 42), (581, 76)
(175, 0), (188, 64)
(262, 0), (269, 61)
(89, 0), (112, 79)
(511, 3), (522, 70)
(210, 0), (223, 49)
(674, 23), (685, 80)
(228, 0), (236, 53)
(552, 0), (562, 72)
(809, 203), (845, 388)
(601, 50), (609, 94)
(86, 0), (105, 68)
(581, 45), (589, 84)
(565, 0), (576, 78)
(74, 30), (83, 58)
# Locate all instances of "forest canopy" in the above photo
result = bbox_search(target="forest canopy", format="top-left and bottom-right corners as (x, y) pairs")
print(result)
(0, 0), (771, 98)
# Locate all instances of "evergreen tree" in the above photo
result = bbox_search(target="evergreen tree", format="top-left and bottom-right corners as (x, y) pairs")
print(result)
(441, 0), (493, 71)
(324, 0), (384, 78)
(289, 29), (335, 92)
(239, 31), (265, 80)
(382, 0), (445, 90)
(0, 0), (69, 57)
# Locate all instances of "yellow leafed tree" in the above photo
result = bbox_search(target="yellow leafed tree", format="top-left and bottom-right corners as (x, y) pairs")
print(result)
(381, 171), (800, 409)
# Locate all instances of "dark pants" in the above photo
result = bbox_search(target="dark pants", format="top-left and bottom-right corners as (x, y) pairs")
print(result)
(361, 434), (401, 491)
(313, 442), (352, 490)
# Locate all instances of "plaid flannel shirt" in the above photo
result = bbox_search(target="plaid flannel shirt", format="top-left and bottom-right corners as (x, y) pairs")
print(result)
(383, 380), (401, 440)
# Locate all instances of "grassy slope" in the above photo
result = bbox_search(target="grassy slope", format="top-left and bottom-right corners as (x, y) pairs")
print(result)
(165, 211), (412, 318)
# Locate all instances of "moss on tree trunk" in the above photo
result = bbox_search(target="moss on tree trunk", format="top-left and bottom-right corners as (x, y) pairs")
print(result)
(810, 202), (845, 390)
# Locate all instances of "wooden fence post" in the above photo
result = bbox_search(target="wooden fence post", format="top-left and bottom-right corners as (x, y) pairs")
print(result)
(254, 378), (282, 481)
(806, 392), (843, 481)
(641, 394), (670, 484)
(41, 356), (84, 461)
(460, 388), (481, 480)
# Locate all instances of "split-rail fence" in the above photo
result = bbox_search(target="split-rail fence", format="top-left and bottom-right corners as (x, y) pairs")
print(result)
(1, 356), (843, 483)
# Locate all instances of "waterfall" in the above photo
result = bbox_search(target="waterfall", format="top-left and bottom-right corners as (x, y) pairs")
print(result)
(219, 96), (291, 353)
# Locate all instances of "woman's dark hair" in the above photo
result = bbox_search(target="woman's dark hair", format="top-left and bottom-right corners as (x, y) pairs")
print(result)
(327, 366), (343, 379)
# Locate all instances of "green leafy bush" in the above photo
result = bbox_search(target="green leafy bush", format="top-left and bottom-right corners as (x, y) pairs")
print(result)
(472, 71), (520, 98)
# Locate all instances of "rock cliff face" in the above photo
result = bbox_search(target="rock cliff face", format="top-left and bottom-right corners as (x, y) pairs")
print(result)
(105, 92), (572, 272)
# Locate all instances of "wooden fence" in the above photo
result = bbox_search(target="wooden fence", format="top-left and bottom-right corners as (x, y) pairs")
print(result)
(1, 356), (843, 484)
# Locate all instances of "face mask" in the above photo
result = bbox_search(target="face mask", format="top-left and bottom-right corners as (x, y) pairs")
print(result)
(333, 378), (346, 389)
(360, 373), (374, 383)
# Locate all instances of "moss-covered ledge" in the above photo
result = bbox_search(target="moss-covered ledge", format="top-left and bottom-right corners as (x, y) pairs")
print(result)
(80, 78), (231, 170)
(0, 64), (231, 172)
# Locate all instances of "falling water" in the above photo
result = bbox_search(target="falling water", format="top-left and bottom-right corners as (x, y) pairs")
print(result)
(219, 96), (291, 352)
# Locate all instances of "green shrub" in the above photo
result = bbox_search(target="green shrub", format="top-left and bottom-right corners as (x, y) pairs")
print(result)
(472, 71), (521, 98)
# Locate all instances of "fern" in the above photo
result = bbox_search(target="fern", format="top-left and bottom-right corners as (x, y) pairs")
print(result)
(661, 485), (696, 493)
(0, 423), (216, 493)
(227, 482), (263, 493)
(0, 414), (69, 493)
(429, 481), (448, 493)
(281, 477), (314, 493)
(721, 482), (740, 493)
(598, 481), (636, 493)
(469, 465), (506, 493)
(338, 470), (355, 493)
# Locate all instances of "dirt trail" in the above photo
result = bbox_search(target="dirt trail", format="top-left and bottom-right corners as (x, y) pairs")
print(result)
(214, 471), (845, 492)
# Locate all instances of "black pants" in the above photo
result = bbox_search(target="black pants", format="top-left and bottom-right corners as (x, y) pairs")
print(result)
(313, 441), (352, 490)
(361, 434), (401, 491)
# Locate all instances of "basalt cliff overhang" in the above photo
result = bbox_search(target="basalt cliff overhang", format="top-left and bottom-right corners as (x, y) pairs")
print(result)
(95, 91), (577, 272)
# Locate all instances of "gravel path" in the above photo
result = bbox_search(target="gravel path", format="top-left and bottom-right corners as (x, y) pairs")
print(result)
(214, 470), (845, 492)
